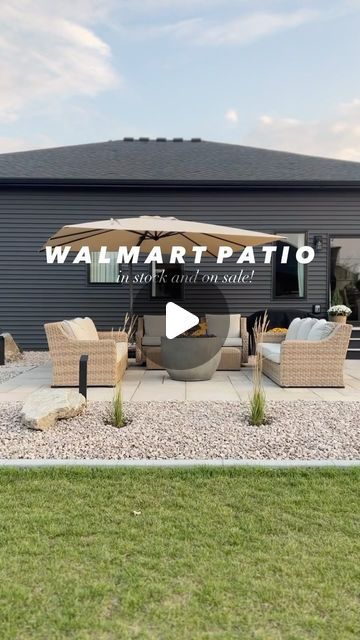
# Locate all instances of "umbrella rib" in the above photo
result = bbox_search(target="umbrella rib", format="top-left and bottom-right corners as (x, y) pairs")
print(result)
(202, 233), (247, 249)
(48, 228), (110, 241)
(47, 227), (147, 243)
(156, 232), (178, 239)
(41, 229), (115, 250)
(178, 233), (218, 259)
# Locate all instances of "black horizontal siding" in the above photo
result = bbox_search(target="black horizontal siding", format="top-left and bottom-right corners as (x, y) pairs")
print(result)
(0, 186), (360, 349)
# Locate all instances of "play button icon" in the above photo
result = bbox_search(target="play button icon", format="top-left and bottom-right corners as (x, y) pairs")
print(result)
(166, 302), (199, 339)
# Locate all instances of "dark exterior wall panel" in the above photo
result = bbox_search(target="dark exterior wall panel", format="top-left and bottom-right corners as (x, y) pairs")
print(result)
(0, 186), (360, 349)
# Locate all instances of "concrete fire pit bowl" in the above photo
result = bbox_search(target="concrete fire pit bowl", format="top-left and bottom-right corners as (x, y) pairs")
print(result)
(161, 336), (223, 381)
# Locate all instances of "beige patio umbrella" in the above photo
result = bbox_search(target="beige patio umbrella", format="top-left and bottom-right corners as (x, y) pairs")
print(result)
(43, 215), (284, 314)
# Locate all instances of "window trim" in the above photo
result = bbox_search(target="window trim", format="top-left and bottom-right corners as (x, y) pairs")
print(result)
(87, 256), (122, 286)
(271, 230), (308, 301)
(149, 262), (185, 300)
(328, 234), (360, 308)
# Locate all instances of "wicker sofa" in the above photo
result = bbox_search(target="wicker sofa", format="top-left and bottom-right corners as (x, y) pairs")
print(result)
(258, 319), (351, 387)
(45, 318), (128, 387)
(136, 314), (249, 370)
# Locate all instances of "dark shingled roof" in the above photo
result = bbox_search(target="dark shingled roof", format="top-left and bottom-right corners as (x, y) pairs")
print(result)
(1, 138), (360, 183)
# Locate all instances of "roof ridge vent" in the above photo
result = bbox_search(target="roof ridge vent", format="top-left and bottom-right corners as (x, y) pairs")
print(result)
(123, 137), (134, 141)
(139, 137), (150, 142)
(156, 137), (167, 142)
(173, 137), (183, 142)
(191, 137), (202, 142)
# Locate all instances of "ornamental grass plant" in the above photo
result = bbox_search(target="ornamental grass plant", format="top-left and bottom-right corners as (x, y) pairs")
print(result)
(250, 311), (269, 426)
(110, 385), (127, 428)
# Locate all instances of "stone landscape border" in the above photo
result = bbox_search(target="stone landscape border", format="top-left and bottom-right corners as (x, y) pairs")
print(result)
(0, 459), (359, 468)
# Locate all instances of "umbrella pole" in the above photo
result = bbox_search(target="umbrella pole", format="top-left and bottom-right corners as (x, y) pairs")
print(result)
(129, 262), (134, 317)
(128, 236), (143, 319)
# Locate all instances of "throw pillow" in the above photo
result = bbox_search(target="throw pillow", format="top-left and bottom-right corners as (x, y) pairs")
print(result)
(144, 315), (166, 337)
(206, 314), (240, 338)
(308, 320), (335, 341)
(296, 318), (318, 340)
(285, 318), (301, 340)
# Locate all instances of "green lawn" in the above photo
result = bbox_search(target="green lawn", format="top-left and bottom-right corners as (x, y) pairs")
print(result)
(0, 467), (359, 640)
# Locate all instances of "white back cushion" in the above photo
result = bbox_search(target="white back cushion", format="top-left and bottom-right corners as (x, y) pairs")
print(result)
(82, 317), (99, 340)
(285, 318), (301, 340)
(61, 319), (77, 339)
(308, 320), (335, 342)
(62, 317), (99, 341)
(296, 318), (318, 340)
(144, 315), (166, 337)
(206, 314), (240, 338)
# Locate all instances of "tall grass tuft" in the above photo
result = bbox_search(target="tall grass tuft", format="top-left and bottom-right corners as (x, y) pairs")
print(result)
(121, 312), (138, 344)
(249, 311), (269, 426)
(111, 385), (126, 428)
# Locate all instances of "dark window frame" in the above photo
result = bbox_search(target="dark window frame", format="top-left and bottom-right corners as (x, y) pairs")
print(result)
(87, 252), (125, 287)
(149, 262), (185, 300)
(271, 230), (308, 301)
(328, 234), (360, 308)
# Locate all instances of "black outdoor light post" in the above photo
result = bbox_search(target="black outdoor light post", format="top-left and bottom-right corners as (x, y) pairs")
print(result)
(0, 336), (4, 366)
(79, 354), (88, 399)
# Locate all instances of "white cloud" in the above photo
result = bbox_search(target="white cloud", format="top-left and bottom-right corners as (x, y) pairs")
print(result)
(120, 7), (320, 46)
(193, 9), (319, 45)
(259, 115), (273, 125)
(119, 0), (236, 8)
(0, 0), (118, 122)
(244, 100), (360, 161)
(0, 135), (54, 153)
(225, 108), (239, 124)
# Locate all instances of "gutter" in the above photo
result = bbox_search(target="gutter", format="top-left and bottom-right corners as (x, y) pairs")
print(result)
(1, 178), (360, 190)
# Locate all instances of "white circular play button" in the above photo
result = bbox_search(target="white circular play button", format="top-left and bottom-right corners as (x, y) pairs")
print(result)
(166, 302), (199, 339)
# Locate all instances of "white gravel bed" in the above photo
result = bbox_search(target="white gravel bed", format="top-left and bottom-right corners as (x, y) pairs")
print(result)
(0, 352), (50, 384)
(0, 400), (359, 460)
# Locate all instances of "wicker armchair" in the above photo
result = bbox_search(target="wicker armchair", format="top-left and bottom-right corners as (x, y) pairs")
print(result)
(45, 322), (128, 387)
(260, 323), (351, 387)
(136, 315), (249, 369)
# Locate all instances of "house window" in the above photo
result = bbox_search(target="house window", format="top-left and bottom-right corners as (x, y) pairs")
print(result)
(273, 233), (305, 298)
(151, 263), (184, 299)
(89, 252), (119, 283)
(330, 237), (360, 321)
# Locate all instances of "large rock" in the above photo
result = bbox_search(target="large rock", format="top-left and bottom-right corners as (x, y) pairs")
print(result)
(1, 332), (22, 363)
(21, 388), (86, 430)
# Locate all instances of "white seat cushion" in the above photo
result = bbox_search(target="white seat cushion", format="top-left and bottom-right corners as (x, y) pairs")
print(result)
(296, 318), (318, 340)
(143, 315), (166, 337)
(206, 314), (240, 338)
(62, 317), (99, 341)
(142, 336), (161, 346)
(258, 343), (281, 364)
(285, 318), (301, 340)
(116, 343), (127, 361)
(307, 319), (335, 341)
(223, 337), (243, 347)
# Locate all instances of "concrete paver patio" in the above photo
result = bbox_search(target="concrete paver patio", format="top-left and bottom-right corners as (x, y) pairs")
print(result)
(0, 360), (359, 402)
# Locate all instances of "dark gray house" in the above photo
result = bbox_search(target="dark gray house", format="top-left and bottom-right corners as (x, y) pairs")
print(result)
(0, 138), (359, 355)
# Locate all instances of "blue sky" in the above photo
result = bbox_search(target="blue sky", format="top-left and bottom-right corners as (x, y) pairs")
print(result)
(1, 0), (360, 159)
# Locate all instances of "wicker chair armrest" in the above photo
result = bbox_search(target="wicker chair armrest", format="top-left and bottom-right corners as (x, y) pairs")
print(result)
(135, 317), (144, 344)
(262, 333), (287, 343)
(240, 316), (247, 337)
(69, 339), (116, 358)
(98, 331), (128, 343)
(281, 338), (334, 364)
(137, 317), (144, 336)
(240, 316), (249, 363)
